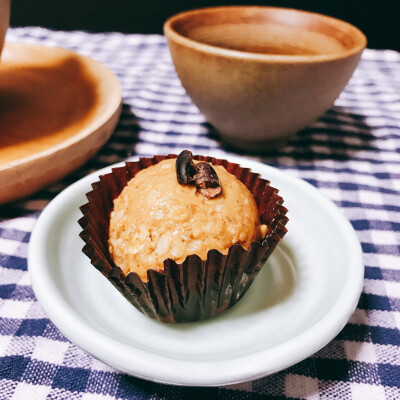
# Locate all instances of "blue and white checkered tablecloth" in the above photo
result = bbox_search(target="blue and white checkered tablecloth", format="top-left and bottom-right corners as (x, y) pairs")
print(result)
(1, 27), (399, 399)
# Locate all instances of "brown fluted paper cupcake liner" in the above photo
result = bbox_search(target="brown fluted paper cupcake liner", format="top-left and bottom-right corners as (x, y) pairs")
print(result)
(78, 154), (288, 323)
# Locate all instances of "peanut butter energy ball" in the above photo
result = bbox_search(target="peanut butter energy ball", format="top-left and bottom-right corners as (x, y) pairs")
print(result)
(109, 158), (267, 281)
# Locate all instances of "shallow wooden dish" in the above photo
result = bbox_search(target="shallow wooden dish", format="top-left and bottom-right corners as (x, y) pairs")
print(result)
(0, 42), (122, 205)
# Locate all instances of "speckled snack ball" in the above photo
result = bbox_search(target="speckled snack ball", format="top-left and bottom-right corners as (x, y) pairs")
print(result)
(108, 158), (267, 281)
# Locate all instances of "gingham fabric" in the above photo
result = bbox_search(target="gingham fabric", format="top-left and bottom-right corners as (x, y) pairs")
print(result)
(0, 27), (399, 399)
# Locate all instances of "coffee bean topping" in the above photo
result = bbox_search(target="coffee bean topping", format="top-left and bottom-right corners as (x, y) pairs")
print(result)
(176, 151), (222, 199)
(176, 150), (196, 184)
(194, 162), (222, 199)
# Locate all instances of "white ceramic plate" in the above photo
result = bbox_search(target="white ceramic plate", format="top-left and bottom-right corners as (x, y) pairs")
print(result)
(28, 156), (364, 386)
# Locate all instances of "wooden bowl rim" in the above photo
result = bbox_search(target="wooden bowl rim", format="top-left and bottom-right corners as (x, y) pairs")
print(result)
(164, 5), (367, 63)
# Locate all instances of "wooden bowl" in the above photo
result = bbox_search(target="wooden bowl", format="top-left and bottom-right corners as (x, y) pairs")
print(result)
(0, 0), (10, 59)
(164, 6), (367, 152)
(0, 43), (121, 204)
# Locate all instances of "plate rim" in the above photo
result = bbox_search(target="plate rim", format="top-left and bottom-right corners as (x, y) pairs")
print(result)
(28, 156), (364, 386)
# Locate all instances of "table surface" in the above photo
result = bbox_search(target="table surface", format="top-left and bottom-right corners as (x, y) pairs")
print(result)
(0, 27), (399, 399)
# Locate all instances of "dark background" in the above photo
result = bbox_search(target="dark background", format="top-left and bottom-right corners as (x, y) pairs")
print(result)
(9, 0), (400, 51)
